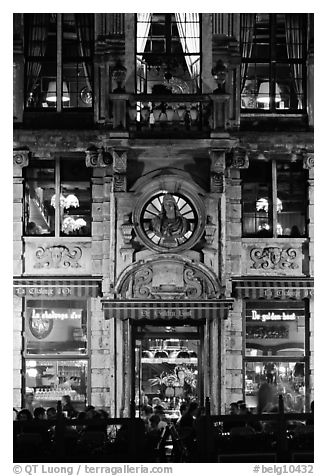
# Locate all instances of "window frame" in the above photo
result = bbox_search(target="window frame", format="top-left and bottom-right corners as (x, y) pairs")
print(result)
(24, 13), (94, 112)
(135, 13), (202, 95)
(23, 157), (92, 238)
(243, 299), (310, 412)
(22, 297), (91, 406)
(241, 158), (308, 238)
(240, 13), (307, 114)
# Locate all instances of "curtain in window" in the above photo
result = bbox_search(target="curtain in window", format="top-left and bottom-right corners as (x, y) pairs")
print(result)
(137, 13), (151, 53)
(285, 14), (304, 109)
(175, 13), (200, 88)
(75, 14), (93, 91)
(26, 14), (49, 96)
(240, 14), (256, 93)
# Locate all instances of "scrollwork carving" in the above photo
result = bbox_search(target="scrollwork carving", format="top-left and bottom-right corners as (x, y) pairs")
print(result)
(34, 245), (82, 269)
(250, 247), (299, 270)
(303, 153), (314, 170)
(226, 147), (249, 169)
(85, 147), (112, 167)
(133, 266), (153, 298)
(184, 268), (202, 298)
(13, 150), (29, 168)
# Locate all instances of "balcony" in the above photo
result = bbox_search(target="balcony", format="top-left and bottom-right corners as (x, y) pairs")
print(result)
(109, 93), (230, 138)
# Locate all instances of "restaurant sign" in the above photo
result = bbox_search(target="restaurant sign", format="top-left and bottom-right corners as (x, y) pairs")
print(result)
(249, 310), (299, 322)
(14, 286), (71, 297)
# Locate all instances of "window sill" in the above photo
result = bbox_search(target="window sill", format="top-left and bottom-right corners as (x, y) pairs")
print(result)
(23, 236), (92, 242)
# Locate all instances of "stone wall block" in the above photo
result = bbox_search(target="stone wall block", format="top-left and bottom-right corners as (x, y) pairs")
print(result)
(92, 260), (102, 275)
(92, 184), (104, 200)
(225, 352), (242, 370)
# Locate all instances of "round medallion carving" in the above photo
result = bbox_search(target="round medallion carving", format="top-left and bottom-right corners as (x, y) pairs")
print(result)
(134, 189), (205, 252)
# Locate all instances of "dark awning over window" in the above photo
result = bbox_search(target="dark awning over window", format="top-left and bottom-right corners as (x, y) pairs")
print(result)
(13, 277), (102, 298)
(232, 277), (313, 300)
(102, 299), (233, 320)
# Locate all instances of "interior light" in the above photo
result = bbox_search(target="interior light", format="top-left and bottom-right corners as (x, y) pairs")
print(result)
(46, 81), (70, 102)
(257, 82), (282, 105)
(26, 368), (38, 378)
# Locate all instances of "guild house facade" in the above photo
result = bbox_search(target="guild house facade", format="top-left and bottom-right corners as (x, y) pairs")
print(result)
(13, 13), (314, 417)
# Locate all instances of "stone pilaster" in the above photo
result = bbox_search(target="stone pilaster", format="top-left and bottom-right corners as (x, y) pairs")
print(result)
(13, 14), (24, 123)
(94, 13), (126, 124)
(89, 298), (112, 410)
(13, 296), (23, 408)
(303, 153), (314, 277)
(13, 150), (29, 275)
(222, 300), (243, 412)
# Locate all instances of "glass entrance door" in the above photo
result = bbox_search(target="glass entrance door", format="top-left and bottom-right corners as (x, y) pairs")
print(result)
(133, 324), (202, 417)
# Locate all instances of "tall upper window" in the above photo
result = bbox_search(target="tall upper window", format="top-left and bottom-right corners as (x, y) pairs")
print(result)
(24, 158), (91, 237)
(25, 13), (94, 110)
(241, 14), (306, 112)
(241, 158), (307, 238)
(136, 13), (201, 94)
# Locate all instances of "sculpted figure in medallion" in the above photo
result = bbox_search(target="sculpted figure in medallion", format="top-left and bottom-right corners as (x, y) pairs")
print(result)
(151, 194), (190, 239)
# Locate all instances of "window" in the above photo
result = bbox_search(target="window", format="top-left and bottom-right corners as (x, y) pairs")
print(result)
(244, 301), (308, 412)
(241, 14), (306, 112)
(25, 13), (94, 110)
(24, 158), (91, 236)
(24, 299), (89, 408)
(136, 13), (201, 94)
(241, 158), (307, 237)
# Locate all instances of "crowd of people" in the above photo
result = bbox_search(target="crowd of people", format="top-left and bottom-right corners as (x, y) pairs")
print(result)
(13, 389), (314, 462)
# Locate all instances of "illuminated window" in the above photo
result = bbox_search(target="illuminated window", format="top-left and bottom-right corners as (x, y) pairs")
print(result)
(24, 158), (91, 237)
(24, 13), (94, 110)
(244, 301), (309, 412)
(241, 14), (306, 112)
(241, 158), (307, 237)
(136, 13), (201, 94)
(24, 299), (89, 408)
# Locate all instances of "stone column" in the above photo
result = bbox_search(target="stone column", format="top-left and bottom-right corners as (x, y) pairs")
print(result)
(307, 14), (314, 129)
(13, 150), (29, 275)
(223, 300), (243, 413)
(303, 153), (314, 277)
(223, 147), (249, 412)
(303, 152), (314, 406)
(212, 13), (241, 131)
(13, 295), (24, 408)
(89, 298), (112, 410)
(94, 13), (125, 125)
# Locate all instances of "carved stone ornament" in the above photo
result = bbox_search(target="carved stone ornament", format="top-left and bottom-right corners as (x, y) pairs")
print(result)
(303, 153), (314, 170)
(13, 150), (29, 168)
(117, 256), (224, 300)
(211, 172), (225, 193)
(226, 147), (249, 169)
(85, 147), (112, 167)
(120, 214), (134, 245)
(250, 247), (299, 270)
(111, 149), (127, 173)
(204, 216), (217, 246)
(34, 245), (82, 269)
(113, 174), (127, 192)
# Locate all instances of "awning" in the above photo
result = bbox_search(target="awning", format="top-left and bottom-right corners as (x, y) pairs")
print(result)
(102, 299), (234, 320)
(232, 277), (314, 300)
(13, 277), (102, 298)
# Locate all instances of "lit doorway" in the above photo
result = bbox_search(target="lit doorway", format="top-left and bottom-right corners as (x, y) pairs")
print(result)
(133, 323), (203, 417)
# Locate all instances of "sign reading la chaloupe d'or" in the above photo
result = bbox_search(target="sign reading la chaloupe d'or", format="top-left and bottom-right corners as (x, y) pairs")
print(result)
(14, 286), (72, 296)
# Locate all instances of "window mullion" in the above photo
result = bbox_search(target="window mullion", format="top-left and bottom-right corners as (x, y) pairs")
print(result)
(272, 160), (278, 237)
(57, 14), (63, 112)
(55, 158), (61, 236)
